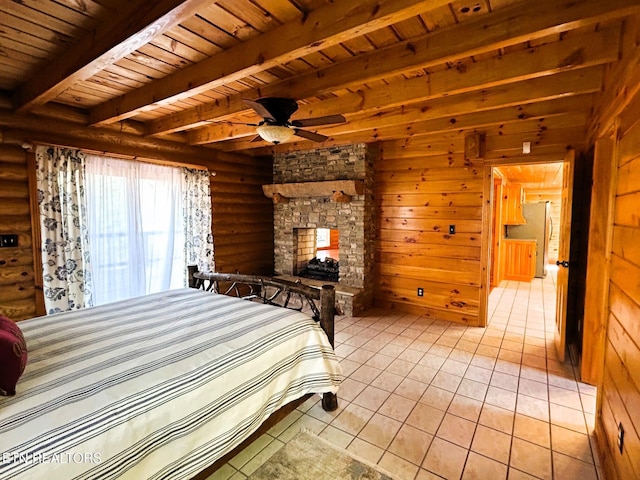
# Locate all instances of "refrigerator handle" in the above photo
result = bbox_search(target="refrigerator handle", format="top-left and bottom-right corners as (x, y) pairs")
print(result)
(548, 215), (553, 241)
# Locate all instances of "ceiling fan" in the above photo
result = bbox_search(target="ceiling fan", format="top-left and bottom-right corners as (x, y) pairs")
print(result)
(241, 97), (346, 144)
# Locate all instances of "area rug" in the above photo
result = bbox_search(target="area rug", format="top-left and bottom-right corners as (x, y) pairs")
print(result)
(247, 431), (399, 480)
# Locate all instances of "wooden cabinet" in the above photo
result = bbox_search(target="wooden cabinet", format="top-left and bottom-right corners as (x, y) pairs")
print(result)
(503, 239), (536, 281)
(502, 184), (526, 224)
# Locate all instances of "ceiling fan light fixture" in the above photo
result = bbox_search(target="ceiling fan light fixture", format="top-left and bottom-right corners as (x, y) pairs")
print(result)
(256, 124), (294, 144)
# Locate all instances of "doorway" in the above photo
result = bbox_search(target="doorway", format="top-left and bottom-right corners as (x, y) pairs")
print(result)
(483, 148), (597, 384)
(484, 156), (571, 360)
(490, 162), (565, 288)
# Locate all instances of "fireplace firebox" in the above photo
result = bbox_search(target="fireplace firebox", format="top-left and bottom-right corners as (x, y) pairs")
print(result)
(294, 227), (339, 282)
(299, 257), (339, 282)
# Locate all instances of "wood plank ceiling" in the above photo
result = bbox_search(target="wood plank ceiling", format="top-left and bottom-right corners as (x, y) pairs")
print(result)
(1, 0), (639, 159)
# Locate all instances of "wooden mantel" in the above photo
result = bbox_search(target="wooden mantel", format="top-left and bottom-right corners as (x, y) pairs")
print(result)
(262, 179), (364, 203)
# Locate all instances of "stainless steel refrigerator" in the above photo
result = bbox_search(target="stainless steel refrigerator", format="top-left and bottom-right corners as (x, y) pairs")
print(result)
(505, 201), (552, 278)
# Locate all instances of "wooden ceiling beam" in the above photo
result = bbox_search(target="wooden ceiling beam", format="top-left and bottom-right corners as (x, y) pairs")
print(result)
(12, 0), (213, 114)
(483, 126), (586, 154)
(88, 0), (449, 125)
(0, 108), (252, 167)
(286, 0), (638, 95)
(351, 26), (617, 111)
(386, 114), (587, 149)
(188, 65), (603, 146)
(376, 95), (590, 141)
(314, 70), (601, 138)
(145, 0), (629, 137)
(589, 34), (640, 138)
(178, 24), (616, 143)
(222, 95), (592, 152)
(374, 115), (586, 159)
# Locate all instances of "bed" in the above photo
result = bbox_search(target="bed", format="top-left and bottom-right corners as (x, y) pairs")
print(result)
(0, 272), (343, 480)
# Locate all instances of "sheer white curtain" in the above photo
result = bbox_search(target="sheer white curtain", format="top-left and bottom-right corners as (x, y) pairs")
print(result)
(85, 156), (186, 305)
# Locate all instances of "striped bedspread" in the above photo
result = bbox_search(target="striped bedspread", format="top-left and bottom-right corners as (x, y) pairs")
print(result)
(0, 288), (343, 479)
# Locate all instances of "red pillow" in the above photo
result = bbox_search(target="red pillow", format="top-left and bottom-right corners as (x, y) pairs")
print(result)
(0, 315), (28, 396)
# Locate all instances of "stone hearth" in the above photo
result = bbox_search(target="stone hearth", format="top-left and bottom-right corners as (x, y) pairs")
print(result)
(270, 144), (377, 316)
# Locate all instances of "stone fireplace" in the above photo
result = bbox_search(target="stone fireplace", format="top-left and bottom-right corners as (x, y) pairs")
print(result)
(268, 143), (378, 316)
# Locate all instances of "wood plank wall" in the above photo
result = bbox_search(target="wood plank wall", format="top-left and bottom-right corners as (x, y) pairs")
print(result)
(0, 144), (37, 320)
(0, 134), (273, 320)
(375, 137), (484, 326)
(589, 15), (640, 479)
(595, 97), (640, 480)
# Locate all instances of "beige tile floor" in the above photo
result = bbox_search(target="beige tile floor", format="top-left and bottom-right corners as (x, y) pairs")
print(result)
(210, 267), (602, 480)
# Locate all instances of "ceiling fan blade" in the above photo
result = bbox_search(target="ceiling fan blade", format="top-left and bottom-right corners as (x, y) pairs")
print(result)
(250, 135), (264, 143)
(243, 99), (277, 123)
(293, 129), (328, 142)
(290, 114), (346, 128)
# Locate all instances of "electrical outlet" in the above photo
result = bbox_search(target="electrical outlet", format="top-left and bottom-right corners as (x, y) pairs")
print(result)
(618, 423), (625, 453)
(0, 234), (18, 248)
(417, 288), (424, 297)
(449, 225), (456, 234)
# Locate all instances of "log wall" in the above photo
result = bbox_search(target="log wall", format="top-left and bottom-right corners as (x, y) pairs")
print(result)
(206, 156), (273, 275)
(0, 145), (37, 320)
(0, 118), (273, 320)
(375, 138), (484, 326)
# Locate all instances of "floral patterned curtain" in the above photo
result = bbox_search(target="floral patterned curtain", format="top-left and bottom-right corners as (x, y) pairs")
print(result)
(35, 146), (93, 313)
(183, 167), (213, 275)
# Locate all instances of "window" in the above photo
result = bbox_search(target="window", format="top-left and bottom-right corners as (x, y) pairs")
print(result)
(85, 156), (186, 304)
(36, 145), (212, 312)
(316, 228), (331, 248)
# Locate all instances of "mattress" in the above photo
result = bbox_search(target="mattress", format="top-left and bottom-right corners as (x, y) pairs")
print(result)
(0, 288), (343, 479)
